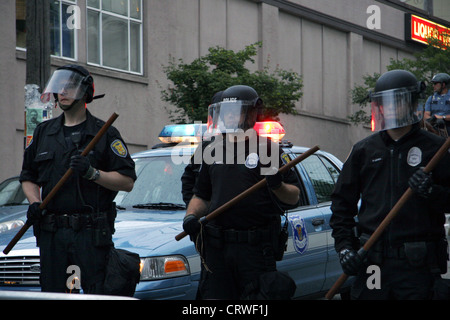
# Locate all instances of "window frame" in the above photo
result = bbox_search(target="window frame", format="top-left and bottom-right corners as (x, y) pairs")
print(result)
(50, 0), (78, 61)
(297, 154), (340, 204)
(15, 0), (79, 61)
(86, 0), (143, 75)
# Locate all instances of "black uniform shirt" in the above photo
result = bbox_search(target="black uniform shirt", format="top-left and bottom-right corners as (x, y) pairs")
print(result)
(194, 133), (300, 230)
(20, 110), (136, 213)
(330, 124), (450, 252)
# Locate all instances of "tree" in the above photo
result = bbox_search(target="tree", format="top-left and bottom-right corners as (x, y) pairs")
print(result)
(349, 34), (450, 126)
(160, 42), (303, 123)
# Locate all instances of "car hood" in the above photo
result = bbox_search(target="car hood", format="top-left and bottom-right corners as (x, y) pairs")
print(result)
(113, 208), (193, 257)
(0, 208), (193, 258)
(0, 205), (28, 223)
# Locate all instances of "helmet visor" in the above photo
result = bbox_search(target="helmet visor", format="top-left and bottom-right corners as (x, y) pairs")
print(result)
(40, 69), (89, 103)
(210, 100), (256, 133)
(370, 86), (423, 131)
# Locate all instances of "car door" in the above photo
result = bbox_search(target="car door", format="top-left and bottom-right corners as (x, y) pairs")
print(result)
(277, 152), (329, 297)
(300, 153), (343, 292)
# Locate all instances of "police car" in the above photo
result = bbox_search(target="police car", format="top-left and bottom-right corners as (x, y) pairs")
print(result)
(0, 122), (350, 299)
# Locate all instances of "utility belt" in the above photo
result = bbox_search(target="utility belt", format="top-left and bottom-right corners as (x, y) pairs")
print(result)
(204, 224), (275, 246)
(360, 233), (449, 274)
(39, 210), (115, 247)
(43, 213), (93, 231)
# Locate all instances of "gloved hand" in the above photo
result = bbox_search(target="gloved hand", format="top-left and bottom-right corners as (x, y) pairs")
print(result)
(70, 155), (94, 179)
(408, 168), (433, 198)
(426, 115), (437, 125)
(339, 248), (364, 276)
(27, 202), (43, 224)
(436, 118), (446, 127)
(266, 171), (283, 190)
(183, 215), (201, 241)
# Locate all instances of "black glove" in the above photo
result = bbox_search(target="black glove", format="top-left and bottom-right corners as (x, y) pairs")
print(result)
(183, 215), (201, 241)
(436, 118), (446, 127)
(426, 115), (437, 125)
(27, 202), (43, 224)
(266, 172), (283, 190)
(70, 155), (93, 179)
(339, 248), (364, 276)
(408, 168), (433, 198)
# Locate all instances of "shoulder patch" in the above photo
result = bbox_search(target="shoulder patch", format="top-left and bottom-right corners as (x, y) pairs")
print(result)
(111, 139), (128, 158)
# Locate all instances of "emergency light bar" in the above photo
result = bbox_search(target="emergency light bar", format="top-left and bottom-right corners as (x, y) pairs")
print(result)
(158, 121), (286, 143)
(158, 123), (206, 144)
(253, 121), (286, 142)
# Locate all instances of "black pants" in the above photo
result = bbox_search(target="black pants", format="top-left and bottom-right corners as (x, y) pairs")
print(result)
(38, 227), (109, 294)
(350, 256), (435, 300)
(199, 228), (278, 300)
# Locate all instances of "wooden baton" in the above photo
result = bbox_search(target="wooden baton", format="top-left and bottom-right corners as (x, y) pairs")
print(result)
(2, 112), (119, 255)
(175, 145), (320, 241)
(325, 136), (450, 300)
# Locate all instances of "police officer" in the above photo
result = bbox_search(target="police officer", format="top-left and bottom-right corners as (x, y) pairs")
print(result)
(20, 64), (136, 293)
(330, 70), (450, 300)
(424, 73), (450, 136)
(182, 85), (299, 299)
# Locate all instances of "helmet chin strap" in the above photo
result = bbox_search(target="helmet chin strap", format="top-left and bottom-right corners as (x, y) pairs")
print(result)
(57, 94), (86, 111)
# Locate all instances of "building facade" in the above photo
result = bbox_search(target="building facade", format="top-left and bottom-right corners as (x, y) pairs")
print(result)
(1, 0), (449, 182)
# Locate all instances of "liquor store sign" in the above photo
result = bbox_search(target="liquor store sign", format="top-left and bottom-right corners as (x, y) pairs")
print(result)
(405, 14), (449, 48)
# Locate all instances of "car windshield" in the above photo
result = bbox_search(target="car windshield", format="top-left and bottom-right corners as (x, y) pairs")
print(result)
(0, 178), (27, 206)
(115, 155), (187, 209)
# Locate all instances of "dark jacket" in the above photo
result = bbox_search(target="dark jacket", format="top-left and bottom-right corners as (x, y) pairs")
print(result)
(20, 109), (136, 213)
(330, 124), (450, 252)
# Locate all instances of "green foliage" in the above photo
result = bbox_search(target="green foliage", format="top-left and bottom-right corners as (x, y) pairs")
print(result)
(349, 34), (450, 126)
(160, 42), (303, 123)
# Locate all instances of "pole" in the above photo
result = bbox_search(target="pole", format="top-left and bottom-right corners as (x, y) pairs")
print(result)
(325, 136), (450, 300)
(175, 145), (320, 241)
(3, 113), (119, 255)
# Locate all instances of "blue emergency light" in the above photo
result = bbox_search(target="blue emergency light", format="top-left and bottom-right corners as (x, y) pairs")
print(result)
(158, 123), (207, 144)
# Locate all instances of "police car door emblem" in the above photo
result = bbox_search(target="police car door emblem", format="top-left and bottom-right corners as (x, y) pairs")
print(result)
(290, 216), (308, 254)
(245, 153), (259, 169)
(407, 147), (422, 167)
(111, 139), (128, 158)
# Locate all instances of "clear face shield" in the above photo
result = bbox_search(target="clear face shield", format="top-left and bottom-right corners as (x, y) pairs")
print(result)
(209, 100), (257, 134)
(40, 69), (90, 103)
(370, 86), (423, 132)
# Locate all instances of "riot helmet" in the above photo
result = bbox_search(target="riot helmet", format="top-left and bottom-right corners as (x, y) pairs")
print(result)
(209, 85), (263, 133)
(41, 64), (95, 106)
(370, 70), (425, 131)
(206, 91), (223, 134)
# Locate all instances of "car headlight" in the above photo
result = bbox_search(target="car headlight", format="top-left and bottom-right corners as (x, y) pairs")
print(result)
(0, 220), (25, 234)
(140, 255), (190, 280)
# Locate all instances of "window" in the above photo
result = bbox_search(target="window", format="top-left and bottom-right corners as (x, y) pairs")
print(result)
(300, 155), (339, 204)
(388, 0), (450, 22)
(16, 0), (26, 49)
(15, 0), (77, 60)
(87, 0), (143, 74)
(50, 0), (77, 59)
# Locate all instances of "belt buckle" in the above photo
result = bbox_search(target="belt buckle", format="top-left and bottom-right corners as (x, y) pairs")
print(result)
(58, 214), (70, 228)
